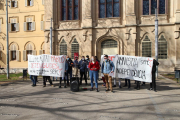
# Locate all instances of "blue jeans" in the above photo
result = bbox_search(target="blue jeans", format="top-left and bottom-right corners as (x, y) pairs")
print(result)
(53, 77), (57, 81)
(30, 75), (36, 85)
(66, 70), (72, 84)
(90, 70), (98, 88)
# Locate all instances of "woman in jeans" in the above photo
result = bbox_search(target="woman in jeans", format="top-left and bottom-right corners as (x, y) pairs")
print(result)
(88, 56), (100, 92)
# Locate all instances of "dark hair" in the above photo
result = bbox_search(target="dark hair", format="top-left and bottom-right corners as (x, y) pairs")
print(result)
(147, 56), (151, 57)
(82, 56), (85, 57)
(86, 55), (89, 57)
(104, 55), (108, 58)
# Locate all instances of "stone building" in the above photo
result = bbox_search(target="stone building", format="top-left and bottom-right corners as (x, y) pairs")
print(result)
(0, 0), (180, 72)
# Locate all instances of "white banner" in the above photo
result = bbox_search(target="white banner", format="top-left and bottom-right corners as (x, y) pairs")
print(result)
(114, 55), (153, 82)
(28, 54), (66, 77)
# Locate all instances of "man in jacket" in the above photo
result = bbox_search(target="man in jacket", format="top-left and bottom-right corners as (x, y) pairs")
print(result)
(149, 58), (159, 92)
(79, 56), (87, 85)
(66, 56), (74, 86)
(86, 55), (90, 79)
(101, 55), (115, 92)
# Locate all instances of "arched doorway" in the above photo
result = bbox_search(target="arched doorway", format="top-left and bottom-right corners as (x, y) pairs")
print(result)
(101, 39), (118, 55)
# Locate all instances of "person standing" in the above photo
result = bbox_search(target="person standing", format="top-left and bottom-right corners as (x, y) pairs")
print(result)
(30, 75), (36, 87)
(113, 78), (122, 88)
(123, 79), (131, 89)
(66, 56), (74, 86)
(149, 58), (159, 92)
(134, 81), (140, 90)
(79, 56), (87, 85)
(101, 55), (115, 92)
(95, 56), (100, 81)
(73, 56), (79, 76)
(86, 55), (90, 79)
(59, 61), (69, 88)
(43, 76), (54, 87)
(88, 56), (100, 92)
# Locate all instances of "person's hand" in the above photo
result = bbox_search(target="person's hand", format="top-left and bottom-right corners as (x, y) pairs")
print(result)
(111, 71), (114, 73)
(65, 71), (66, 72)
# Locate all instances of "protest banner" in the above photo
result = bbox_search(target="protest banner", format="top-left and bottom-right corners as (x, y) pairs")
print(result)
(28, 54), (66, 77)
(114, 55), (153, 82)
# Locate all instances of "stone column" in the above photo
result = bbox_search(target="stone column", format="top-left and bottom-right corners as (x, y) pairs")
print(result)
(175, 0), (180, 23)
(82, 0), (92, 27)
(126, 0), (136, 25)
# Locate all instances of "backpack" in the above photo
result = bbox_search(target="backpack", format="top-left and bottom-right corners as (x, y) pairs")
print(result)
(102, 59), (112, 67)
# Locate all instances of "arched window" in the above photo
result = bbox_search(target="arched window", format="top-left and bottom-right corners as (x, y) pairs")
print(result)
(61, 0), (79, 20)
(71, 38), (79, 59)
(158, 35), (167, 59)
(39, 42), (45, 55)
(142, 36), (152, 57)
(23, 42), (36, 61)
(143, 0), (167, 15)
(101, 39), (118, 55)
(99, 0), (120, 18)
(60, 39), (67, 55)
(9, 43), (20, 61)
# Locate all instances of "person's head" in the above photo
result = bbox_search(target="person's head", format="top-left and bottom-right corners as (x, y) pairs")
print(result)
(82, 56), (85, 60)
(104, 55), (108, 61)
(95, 56), (98, 60)
(91, 56), (96, 61)
(75, 56), (78, 60)
(86, 55), (89, 59)
(66, 56), (69, 60)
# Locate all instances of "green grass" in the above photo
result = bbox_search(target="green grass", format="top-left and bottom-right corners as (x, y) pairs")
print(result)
(161, 74), (178, 82)
(0, 73), (30, 82)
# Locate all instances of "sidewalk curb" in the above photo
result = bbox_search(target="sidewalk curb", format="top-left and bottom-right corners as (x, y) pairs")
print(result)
(0, 79), (31, 86)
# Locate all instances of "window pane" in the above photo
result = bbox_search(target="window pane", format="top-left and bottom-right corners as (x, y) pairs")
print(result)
(107, 0), (112, 2)
(151, 0), (157, 14)
(142, 42), (151, 57)
(99, 4), (105, 18)
(114, 0), (119, 2)
(62, 0), (66, 7)
(62, 8), (66, 20)
(101, 39), (117, 48)
(100, 0), (105, 4)
(113, 2), (119, 17)
(71, 39), (79, 59)
(60, 40), (67, 55)
(143, 0), (149, 15)
(68, 0), (72, 6)
(106, 3), (112, 17)
(158, 36), (167, 59)
(68, 7), (72, 20)
(159, 0), (165, 14)
(75, 0), (78, 6)
(74, 7), (78, 20)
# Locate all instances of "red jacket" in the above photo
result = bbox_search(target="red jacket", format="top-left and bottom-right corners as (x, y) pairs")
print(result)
(88, 61), (100, 71)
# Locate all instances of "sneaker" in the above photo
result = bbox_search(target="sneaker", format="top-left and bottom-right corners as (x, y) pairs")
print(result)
(43, 85), (46, 87)
(112, 85), (116, 87)
(119, 86), (122, 88)
(59, 86), (61, 88)
(96, 89), (99, 92)
(148, 88), (153, 91)
(90, 88), (93, 91)
(123, 85), (127, 87)
(56, 79), (58, 81)
(64, 86), (67, 88)
(110, 91), (114, 93)
(105, 89), (109, 92)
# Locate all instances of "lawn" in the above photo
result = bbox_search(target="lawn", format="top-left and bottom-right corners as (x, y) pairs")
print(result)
(0, 73), (29, 82)
(161, 74), (180, 83)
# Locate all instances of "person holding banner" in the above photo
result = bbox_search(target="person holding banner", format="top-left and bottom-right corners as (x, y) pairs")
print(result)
(149, 58), (159, 92)
(79, 56), (88, 85)
(66, 56), (74, 86)
(88, 56), (100, 92)
(43, 76), (54, 87)
(101, 55), (115, 92)
(30, 75), (37, 87)
(59, 60), (69, 88)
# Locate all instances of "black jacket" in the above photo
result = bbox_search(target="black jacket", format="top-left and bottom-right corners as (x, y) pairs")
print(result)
(152, 59), (159, 73)
(66, 58), (73, 72)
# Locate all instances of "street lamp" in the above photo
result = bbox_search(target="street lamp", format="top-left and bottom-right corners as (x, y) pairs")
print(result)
(155, 0), (158, 78)
(6, 0), (10, 79)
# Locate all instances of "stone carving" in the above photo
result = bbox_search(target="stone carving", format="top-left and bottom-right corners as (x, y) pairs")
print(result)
(125, 28), (132, 40)
(0, 32), (6, 40)
(98, 18), (120, 27)
(59, 21), (79, 29)
(83, 30), (88, 42)
(140, 29), (148, 40)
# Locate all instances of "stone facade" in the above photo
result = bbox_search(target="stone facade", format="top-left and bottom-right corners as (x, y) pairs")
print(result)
(0, 0), (180, 73)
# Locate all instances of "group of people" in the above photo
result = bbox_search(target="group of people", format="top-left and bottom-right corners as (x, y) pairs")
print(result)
(29, 54), (159, 93)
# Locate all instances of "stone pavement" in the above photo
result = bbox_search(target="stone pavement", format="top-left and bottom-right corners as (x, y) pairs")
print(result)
(0, 76), (180, 120)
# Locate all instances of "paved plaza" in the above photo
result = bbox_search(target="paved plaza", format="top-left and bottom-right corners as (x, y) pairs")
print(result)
(0, 75), (180, 120)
